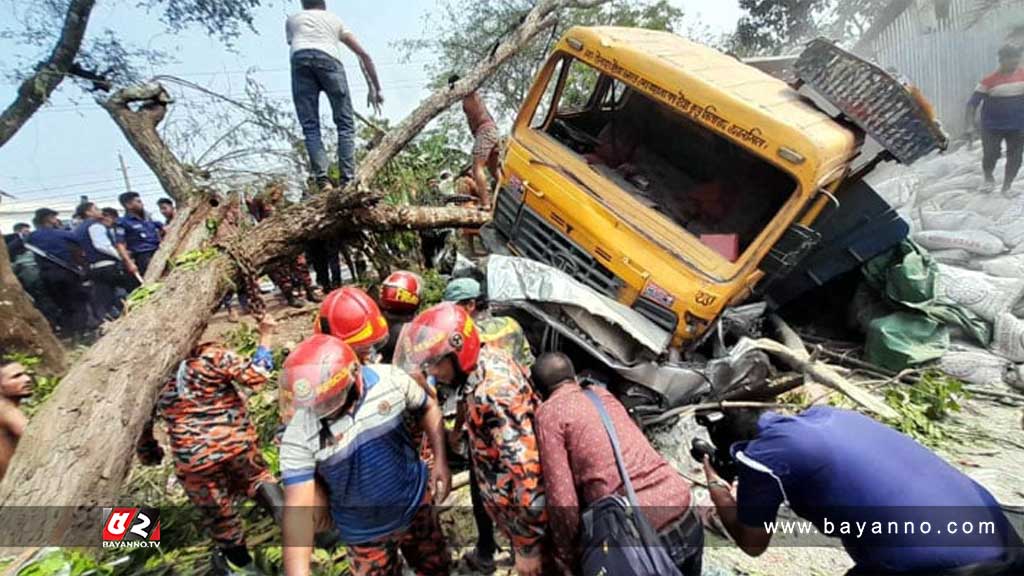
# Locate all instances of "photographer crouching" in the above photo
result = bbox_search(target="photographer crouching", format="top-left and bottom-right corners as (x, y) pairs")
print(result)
(697, 406), (1024, 575)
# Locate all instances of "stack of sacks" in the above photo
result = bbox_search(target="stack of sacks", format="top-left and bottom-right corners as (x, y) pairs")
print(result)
(866, 146), (1024, 391)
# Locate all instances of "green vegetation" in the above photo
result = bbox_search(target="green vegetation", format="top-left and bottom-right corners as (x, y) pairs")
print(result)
(124, 283), (164, 313)
(171, 248), (220, 271)
(420, 268), (448, 309)
(16, 549), (116, 576)
(881, 371), (966, 447)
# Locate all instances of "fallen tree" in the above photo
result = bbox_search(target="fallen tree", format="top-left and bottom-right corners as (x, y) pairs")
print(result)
(0, 0), (588, 542)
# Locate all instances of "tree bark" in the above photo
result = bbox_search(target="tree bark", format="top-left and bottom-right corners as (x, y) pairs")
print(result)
(0, 0), (96, 149)
(100, 85), (193, 205)
(0, 0), (579, 540)
(0, 242), (66, 376)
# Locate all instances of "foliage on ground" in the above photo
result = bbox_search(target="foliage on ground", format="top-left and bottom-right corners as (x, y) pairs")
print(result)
(881, 371), (966, 447)
(825, 370), (967, 447)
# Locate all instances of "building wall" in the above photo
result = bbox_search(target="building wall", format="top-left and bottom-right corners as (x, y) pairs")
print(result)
(861, 0), (1024, 138)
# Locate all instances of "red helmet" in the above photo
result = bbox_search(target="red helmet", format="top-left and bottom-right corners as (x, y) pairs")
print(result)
(379, 271), (423, 314)
(279, 334), (361, 420)
(315, 287), (389, 353)
(394, 302), (481, 375)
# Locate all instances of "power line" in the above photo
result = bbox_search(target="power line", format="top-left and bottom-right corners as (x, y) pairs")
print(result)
(34, 77), (432, 114)
(153, 59), (434, 79)
(4, 174), (159, 197)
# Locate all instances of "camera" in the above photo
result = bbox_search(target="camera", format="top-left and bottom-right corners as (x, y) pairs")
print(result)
(689, 437), (738, 481)
(692, 411), (740, 481)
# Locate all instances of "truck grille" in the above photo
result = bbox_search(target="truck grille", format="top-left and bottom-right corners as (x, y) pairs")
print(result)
(633, 297), (679, 333)
(507, 205), (625, 300)
(493, 185), (521, 237)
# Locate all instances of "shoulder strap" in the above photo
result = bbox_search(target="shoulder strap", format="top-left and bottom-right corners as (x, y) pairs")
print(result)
(23, 242), (84, 277)
(583, 388), (640, 509)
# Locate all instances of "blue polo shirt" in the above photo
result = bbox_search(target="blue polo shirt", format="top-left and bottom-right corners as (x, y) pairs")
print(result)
(27, 228), (80, 263)
(280, 365), (429, 544)
(734, 407), (1016, 573)
(117, 213), (163, 255)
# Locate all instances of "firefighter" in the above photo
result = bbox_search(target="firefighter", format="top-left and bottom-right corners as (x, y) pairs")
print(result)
(443, 277), (534, 370)
(136, 316), (283, 575)
(313, 286), (389, 363)
(377, 271), (424, 362)
(280, 334), (451, 576)
(394, 303), (549, 576)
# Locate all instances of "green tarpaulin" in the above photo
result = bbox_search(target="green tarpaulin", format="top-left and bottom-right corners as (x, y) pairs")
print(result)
(861, 241), (991, 371)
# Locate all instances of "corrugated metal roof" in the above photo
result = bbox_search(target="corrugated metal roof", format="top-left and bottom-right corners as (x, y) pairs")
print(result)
(860, 0), (1024, 137)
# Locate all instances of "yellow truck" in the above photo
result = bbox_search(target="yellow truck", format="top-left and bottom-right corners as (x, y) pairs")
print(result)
(482, 27), (945, 417)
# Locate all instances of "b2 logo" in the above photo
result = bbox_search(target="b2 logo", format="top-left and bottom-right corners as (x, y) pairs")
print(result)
(102, 507), (161, 548)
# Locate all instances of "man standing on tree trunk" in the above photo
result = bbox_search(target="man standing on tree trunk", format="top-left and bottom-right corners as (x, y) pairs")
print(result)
(287, 0), (384, 189)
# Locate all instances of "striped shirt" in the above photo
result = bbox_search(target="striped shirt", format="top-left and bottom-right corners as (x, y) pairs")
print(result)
(280, 364), (428, 544)
(968, 68), (1024, 131)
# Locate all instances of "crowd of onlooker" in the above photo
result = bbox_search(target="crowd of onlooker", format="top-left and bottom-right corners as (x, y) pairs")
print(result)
(3, 192), (173, 339)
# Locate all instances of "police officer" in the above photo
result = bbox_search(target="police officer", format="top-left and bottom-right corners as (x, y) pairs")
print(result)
(117, 192), (164, 276)
(26, 208), (91, 336)
(74, 202), (133, 321)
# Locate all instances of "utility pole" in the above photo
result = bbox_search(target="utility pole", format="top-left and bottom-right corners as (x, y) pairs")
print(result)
(118, 152), (132, 192)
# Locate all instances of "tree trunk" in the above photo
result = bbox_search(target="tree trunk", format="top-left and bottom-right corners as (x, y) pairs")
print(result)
(0, 0), (96, 148)
(0, 242), (66, 376)
(0, 0), (588, 540)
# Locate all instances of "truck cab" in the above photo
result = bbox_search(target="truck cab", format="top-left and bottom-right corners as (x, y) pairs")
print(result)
(486, 27), (943, 355)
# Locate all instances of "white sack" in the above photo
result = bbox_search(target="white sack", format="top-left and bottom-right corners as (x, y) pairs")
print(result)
(938, 344), (1013, 388)
(991, 313), (1024, 362)
(914, 230), (1005, 256)
(935, 264), (1024, 323)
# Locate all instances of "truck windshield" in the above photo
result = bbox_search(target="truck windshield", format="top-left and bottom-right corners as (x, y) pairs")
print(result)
(533, 56), (797, 262)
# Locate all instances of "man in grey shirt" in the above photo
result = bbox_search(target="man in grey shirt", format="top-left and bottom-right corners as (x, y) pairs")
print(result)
(287, 0), (384, 189)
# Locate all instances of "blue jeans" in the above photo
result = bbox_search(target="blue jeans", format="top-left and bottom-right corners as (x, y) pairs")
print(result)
(291, 49), (356, 184)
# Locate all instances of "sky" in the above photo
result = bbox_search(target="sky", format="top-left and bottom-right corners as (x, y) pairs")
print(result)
(0, 0), (742, 229)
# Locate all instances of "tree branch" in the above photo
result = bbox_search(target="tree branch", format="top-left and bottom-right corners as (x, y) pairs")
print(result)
(99, 84), (192, 204)
(0, 0), (97, 148)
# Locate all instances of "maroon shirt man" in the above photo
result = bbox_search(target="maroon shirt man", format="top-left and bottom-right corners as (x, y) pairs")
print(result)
(533, 353), (702, 574)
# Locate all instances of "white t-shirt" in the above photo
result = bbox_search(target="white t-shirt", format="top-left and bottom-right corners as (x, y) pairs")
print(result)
(286, 9), (347, 63)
